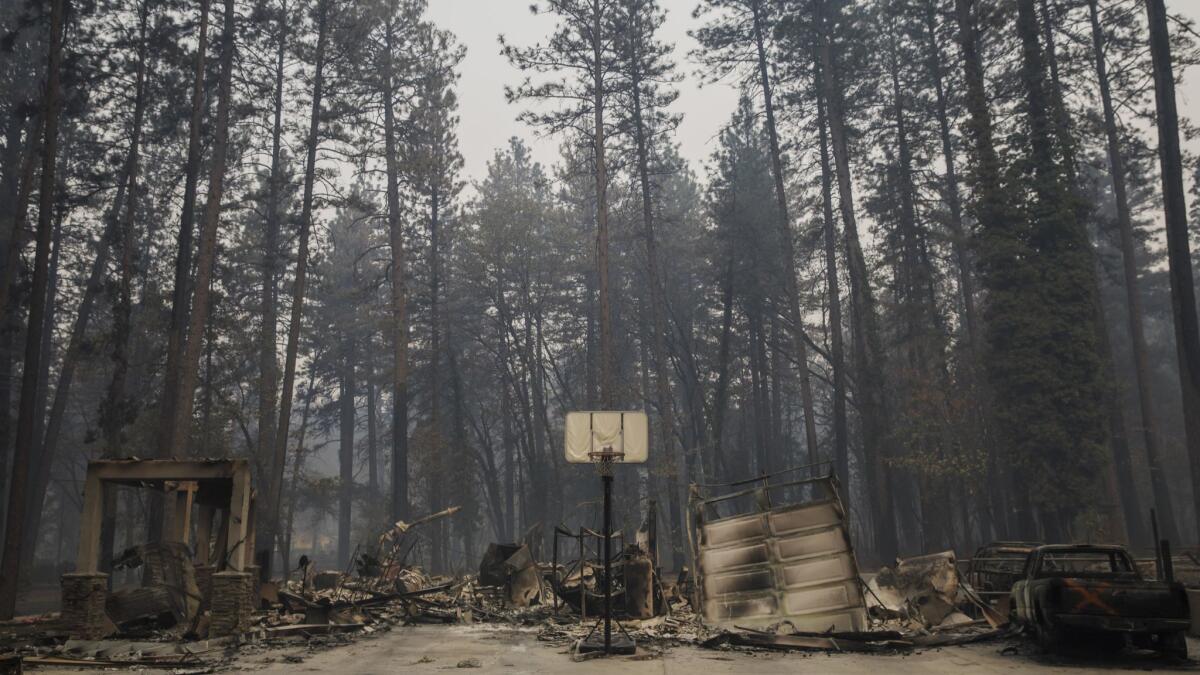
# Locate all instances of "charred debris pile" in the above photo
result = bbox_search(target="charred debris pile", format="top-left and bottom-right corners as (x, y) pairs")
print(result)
(0, 461), (1196, 669)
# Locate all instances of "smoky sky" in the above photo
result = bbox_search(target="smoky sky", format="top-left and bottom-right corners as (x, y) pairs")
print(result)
(425, 0), (738, 186)
(427, 0), (1200, 190)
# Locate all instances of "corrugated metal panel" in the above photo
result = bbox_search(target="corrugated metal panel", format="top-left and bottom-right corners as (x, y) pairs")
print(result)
(691, 475), (867, 632)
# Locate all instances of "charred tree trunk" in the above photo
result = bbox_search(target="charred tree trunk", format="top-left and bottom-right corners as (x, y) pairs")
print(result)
(749, 311), (770, 476)
(366, 355), (379, 496)
(506, 286), (544, 527)
(429, 184), (444, 573)
(1145, 0), (1200, 542)
(626, 5), (685, 564)
(272, 0), (329, 571)
(0, 113), (32, 492)
(750, 0), (820, 467)
(165, 0), (236, 457)
(198, 283), (217, 456)
(0, 0), (65, 617)
(501, 359), (516, 542)
(338, 338), (355, 569)
(815, 72), (848, 507)
(924, 0), (996, 538)
(1011, 0), (1112, 537)
(0, 116), (39, 508)
(1085, 0), (1149, 547)
(255, 1), (288, 579)
(710, 260), (734, 481)
(1035, 0), (1132, 542)
(954, 0), (1016, 538)
(0, 115), (24, 247)
(817, 0), (896, 562)
(469, 407), (504, 541)
(22, 210), (62, 573)
(888, 15), (944, 551)
(591, 0), (614, 410)
(282, 364), (317, 575)
(29, 208), (118, 572)
(90, 2), (152, 574)
(922, 0), (977, 348)
(383, 21), (410, 523)
(447, 327), (474, 567)
(769, 317), (784, 464)
(158, 0), (211, 454)
(0, 114), (40, 323)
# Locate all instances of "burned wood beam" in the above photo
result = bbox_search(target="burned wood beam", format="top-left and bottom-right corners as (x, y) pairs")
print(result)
(89, 458), (250, 483)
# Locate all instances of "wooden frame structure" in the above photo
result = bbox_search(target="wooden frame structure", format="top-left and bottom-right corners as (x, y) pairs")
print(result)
(75, 459), (255, 574)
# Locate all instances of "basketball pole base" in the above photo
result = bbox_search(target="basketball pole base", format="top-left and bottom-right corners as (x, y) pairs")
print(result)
(576, 468), (635, 656)
(578, 628), (636, 655)
(564, 413), (648, 657)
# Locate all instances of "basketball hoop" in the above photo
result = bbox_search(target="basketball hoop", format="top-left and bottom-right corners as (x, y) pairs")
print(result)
(588, 446), (623, 476)
(564, 412), (645, 656)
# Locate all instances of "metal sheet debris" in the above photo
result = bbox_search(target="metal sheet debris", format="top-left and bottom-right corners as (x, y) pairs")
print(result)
(689, 472), (868, 632)
(479, 543), (541, 607)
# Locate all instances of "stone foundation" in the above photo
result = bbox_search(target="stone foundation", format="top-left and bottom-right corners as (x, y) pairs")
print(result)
(244, 564), (261, 611)
(60, 572), (111, 639)
(210, 571), (253, 636)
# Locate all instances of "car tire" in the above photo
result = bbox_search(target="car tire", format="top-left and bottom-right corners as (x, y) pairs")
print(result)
(1158, 631), (1188, 660)
(1034, 611), (1061, 654)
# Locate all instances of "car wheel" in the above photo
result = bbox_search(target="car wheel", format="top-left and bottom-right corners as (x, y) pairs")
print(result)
(1034, 613), (1061, 654)
(1096, 634), (1126, 654)
(1158, 631), (1188, 660)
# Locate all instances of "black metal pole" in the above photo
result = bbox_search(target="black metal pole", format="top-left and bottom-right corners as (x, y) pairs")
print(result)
(1151, 508), (1163, 580)
(603, 472), (613, 653)
(579, 530), (586, 622)
(552, 529), (560, 611)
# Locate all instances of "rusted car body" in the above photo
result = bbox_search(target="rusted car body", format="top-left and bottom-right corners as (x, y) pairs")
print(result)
(1010, 544), (1190, 657)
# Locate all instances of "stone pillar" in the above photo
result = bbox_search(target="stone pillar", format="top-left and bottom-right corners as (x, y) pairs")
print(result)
(61, 573), (112, 639)
(210, 571), (253, 636)
(244, 564), (261, 611)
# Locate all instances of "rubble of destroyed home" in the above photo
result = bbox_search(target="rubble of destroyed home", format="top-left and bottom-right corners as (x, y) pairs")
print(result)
(0, 458), (1197, 671)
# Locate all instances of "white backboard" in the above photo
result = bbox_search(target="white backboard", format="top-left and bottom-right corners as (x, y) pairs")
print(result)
(564, 411), (649, 464)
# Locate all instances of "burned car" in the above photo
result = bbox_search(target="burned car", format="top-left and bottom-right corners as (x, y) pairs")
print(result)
(966, 541), (1041, 610)
(1010, 544), (1190, 657)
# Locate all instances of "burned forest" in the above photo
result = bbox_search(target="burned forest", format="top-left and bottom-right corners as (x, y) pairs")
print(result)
(2, 0), (1200, 671)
